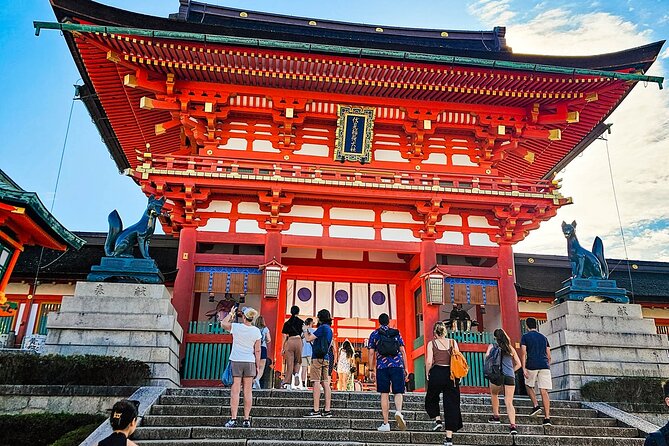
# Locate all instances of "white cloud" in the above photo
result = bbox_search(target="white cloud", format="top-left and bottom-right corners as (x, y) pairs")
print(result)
(469, 2), (669, 261)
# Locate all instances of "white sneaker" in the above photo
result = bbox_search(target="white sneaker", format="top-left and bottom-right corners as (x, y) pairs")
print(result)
(377, 423), (391, 432)
(395, 411), (407, 431)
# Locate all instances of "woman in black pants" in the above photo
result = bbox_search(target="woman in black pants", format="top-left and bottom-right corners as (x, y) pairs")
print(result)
(425, 321), (463, 446)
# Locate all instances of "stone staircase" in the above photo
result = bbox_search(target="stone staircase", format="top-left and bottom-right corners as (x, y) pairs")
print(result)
(133, 388), (645, 446)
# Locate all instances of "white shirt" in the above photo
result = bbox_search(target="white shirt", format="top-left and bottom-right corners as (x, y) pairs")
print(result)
(229, 323), (262, 363)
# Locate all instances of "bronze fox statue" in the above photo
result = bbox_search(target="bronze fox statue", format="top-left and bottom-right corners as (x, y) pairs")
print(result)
(104, 195), (165, 259)
(561, 220), (609, 280)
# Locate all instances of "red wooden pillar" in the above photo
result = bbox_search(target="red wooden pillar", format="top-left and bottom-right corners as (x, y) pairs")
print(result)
(262, 229), (282, 366)
(498, 243), (521, 346)
(420, 239), (440, 344)
(173, 226), (197, 354)
(396, 281), (413, 373)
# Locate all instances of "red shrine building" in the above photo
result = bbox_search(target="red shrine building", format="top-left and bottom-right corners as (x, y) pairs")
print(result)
(34, 0), (664, 389)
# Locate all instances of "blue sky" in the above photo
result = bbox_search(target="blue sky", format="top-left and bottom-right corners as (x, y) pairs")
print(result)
(0, 1), (667, 259)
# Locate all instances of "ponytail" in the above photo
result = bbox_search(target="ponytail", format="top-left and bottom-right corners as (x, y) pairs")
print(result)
(493, 328), (512, 356)
(109, 400), (139, 431)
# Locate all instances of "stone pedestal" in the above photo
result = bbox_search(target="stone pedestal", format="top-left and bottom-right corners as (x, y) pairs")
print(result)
(87, 257), (164, 284)
(45, 282), (183, 388)
(541, 301), (669, 400)
(555, 278), (629, 304)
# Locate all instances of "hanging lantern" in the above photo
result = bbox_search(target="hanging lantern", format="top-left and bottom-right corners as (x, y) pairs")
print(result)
(259, 258), (287, 298)
(421, 266), (448, 305)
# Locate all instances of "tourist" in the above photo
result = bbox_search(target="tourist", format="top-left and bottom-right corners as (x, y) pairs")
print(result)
(644, 381), (669, 445)
(486, 328), (521, 435)
(368, 313), (408, 432)
(254, 315), (272, 389)
(219, 305), (261, 428)
(303, 309), (334, 417)
(98, 399), (139, 446)
(281, 305), (304, 390)
(521, 317), (552, 425)
(336, 339), (355, 391)
(301, 317), (315, 390)
(424, 321), (463, 446)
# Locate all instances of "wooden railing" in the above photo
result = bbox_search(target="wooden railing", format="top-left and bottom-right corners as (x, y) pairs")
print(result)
(137, 153), (560, 197)
(36, 303), (60, 336)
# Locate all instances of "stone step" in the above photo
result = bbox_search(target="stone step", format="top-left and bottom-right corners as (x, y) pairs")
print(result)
(133, 426), (642, 445)
(135, 442), (478, 446)
(150, 402), (598, 419)
(163, 388), (582, 408)
(140, 416), (637, 437)
(145, 410), (618, 427)
(159, 394), (583, 412)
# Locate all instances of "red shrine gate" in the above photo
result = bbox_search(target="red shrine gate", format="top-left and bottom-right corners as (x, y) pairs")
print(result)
(45, 0), (664, 389)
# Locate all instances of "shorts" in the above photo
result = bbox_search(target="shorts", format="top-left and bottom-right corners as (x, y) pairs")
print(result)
(525, 369), (552, 389)
(260, 346), (268, 360)
(376, 367), (405, 394)
(302, 356), (312, 367)
(310, 358), (330, 382)
(230, 361), (256, 378)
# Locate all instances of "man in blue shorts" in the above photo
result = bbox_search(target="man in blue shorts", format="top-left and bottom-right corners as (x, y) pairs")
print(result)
(368, 313), (408, 432)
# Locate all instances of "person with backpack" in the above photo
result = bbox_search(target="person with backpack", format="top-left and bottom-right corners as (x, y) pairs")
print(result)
(645, 381), (669, 446)
(521, 317), (552, 425)
(300, 317), (315, 390)
(303, 309), (334, 418)
(368, 313), (408, 432)
(424, 321), (463, 446)
(485, 328), (521, 435)
(281, 305), (304, 390)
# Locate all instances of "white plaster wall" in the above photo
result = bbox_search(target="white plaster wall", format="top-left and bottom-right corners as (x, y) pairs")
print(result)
(200, 201), (233, 213)
(25, 303), (38, 336)
(238, 202), (267, 215)
(469, 233), (497, 247)
(6, 283), (29, 294)
(436, 232), (464, 245)
(321, 249), (364, 261)
(329, 225), (375, 240)
(202, 218), (230, 232)
(368, 251), (405, 264)
(374, 150), (408, 162)
(380, 228), (419, 242)
(330, 208), (375, 222)
(423, 153), (448, 165)
(236, 219), (266, 234)
(35, 284), (75, 296)
(441, 214), (463, 226)
(217, 138), (247, 150)
(282, 247), (318, 259)
(468, 216), (495, 228)
(294, 143), (329, 157)
(283, 223), (323, 237)
(286, 205), (324, 219)
(451, 154), (477, 166)
(380, 211), (416, 224)
(252, 140), (280, 153)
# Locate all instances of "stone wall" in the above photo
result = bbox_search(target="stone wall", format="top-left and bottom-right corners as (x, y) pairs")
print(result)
(0, 385), (136, 415)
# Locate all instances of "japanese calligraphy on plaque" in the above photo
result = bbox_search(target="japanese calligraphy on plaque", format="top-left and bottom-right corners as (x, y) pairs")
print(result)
(334, 105), (375, 164)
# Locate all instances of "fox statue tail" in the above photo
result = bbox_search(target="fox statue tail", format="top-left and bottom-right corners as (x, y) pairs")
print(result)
(592, 236), (609, 279)
(104, 210), (123, 257)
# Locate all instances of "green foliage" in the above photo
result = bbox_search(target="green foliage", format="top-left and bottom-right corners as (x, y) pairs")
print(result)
(0, 353), (150, 386)
(50, 422), (101, 446)
(0, 413), (104, 446)
(581, 377), (666, 404)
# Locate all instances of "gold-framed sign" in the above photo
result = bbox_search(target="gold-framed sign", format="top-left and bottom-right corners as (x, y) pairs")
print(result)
(334, 105), (375, 164)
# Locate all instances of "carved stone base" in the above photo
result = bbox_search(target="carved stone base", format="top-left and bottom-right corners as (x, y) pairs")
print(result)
(45, 282), (182, 387)
(555, 278), (629, 304)
(87, 257), (164, 284)
(541, 301), (669, 400)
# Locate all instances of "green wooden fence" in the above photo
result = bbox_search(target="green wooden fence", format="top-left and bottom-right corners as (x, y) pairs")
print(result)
(183, 341), (232, 380)
(459, 351), (488, 387)
(446, 330), (494, 344)
(36, 303), (60, 336)
(188, 321), (229, 334)
(0, 316), (13, 334)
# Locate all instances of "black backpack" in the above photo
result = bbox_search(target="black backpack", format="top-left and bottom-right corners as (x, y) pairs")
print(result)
(376, 328), (401, 357)
(312, 327), (331, 359)
(484, 345), (504, 386)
